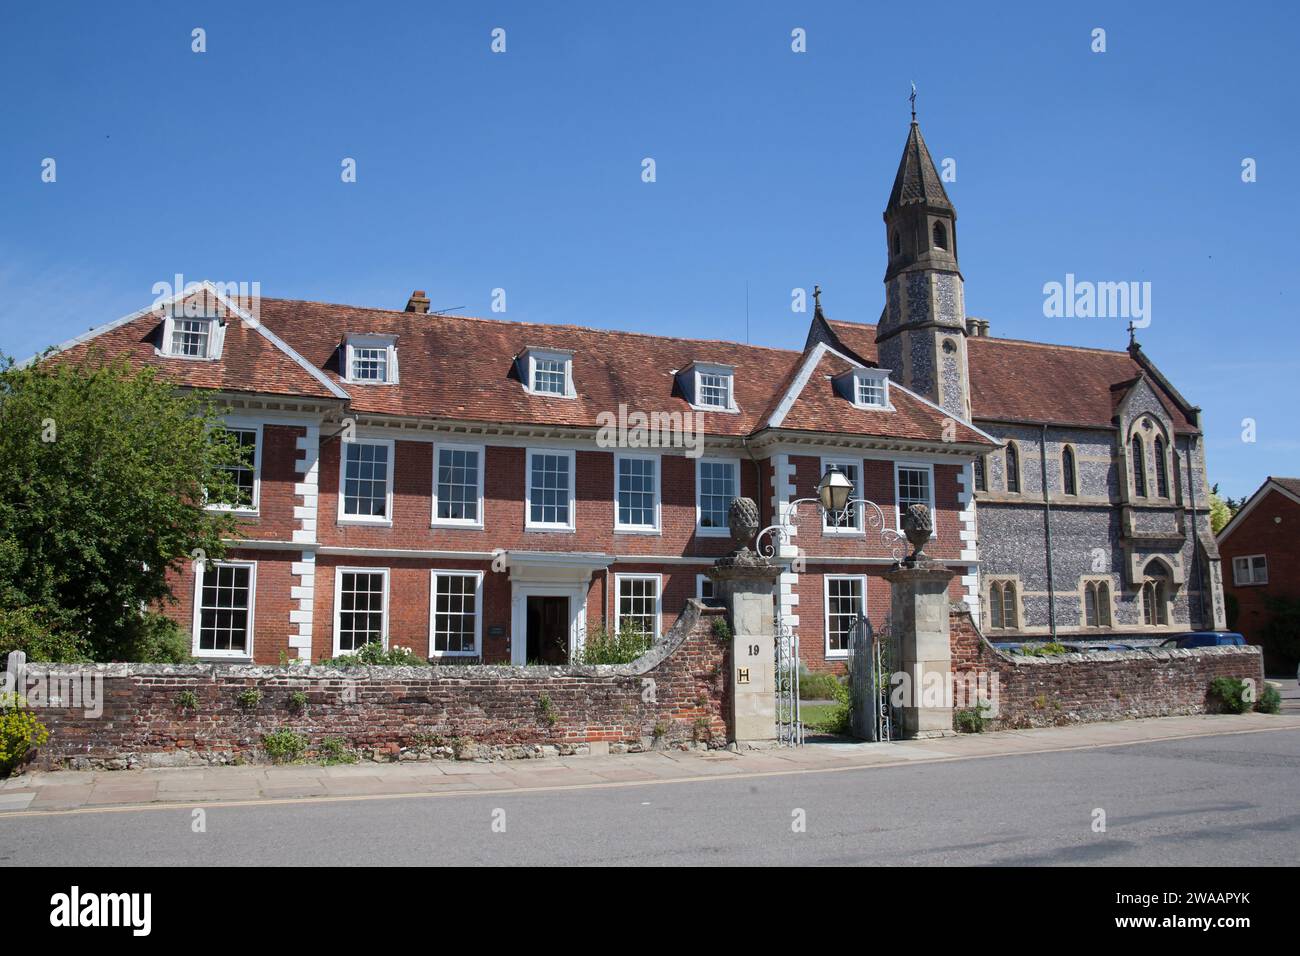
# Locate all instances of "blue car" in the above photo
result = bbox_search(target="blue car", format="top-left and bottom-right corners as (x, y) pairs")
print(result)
(1159, 631), (1246, 649)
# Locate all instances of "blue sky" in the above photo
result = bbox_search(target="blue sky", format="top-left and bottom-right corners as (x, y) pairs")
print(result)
(1, 1), (1295, 498)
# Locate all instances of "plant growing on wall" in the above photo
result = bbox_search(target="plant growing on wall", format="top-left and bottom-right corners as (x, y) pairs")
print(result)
(237, 688), (261, 710)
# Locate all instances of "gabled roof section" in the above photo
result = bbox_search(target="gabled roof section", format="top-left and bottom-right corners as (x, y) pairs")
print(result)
(41, 282), (349, 402)
(822, 318), (1199, 433)
(1218, 476), (1300, 544)
(887, 122), (953, 211)
(766, 341), (995, 448)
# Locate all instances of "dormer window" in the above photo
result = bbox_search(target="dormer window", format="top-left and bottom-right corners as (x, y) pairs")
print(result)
(520, 347), (575, 398)
(680, 362), (737, 412)
(834, 368), (892, 410)
(160, 314), (224, 360)
(344, 335), (398, 384)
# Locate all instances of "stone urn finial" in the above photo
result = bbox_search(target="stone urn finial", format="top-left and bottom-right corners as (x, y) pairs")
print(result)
(901, 503), (933, 564)
(727, 496), (760, 554)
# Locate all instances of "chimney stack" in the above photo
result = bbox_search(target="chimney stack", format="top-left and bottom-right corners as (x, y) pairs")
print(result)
(965, 317), (990, 337)
(405, 290), (431, 314)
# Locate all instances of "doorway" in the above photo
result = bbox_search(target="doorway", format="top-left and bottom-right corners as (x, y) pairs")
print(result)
(527, 595), (570, 664)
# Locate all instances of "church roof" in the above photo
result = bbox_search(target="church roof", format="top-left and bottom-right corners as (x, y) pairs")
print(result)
(824, 318), (1200, 434)
(886, 122), (953, 211)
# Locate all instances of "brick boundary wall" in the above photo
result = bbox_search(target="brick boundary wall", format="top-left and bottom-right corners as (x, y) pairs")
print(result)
(20, 603), (732, 771)
(948, 605), (1266, 729)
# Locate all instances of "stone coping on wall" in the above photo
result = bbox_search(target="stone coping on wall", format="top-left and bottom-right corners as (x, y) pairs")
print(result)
(18, 602), (727, 682)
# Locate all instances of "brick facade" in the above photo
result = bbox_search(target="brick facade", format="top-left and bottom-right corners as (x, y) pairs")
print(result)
(1218, 481), (1300, 670)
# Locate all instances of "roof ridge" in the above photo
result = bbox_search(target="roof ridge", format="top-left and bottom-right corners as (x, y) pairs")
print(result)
(261, 297), (800, 355)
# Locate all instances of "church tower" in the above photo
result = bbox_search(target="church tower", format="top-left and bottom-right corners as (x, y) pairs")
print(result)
(875, 115), (971, 421)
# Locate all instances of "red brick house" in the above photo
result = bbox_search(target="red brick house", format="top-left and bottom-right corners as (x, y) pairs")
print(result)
(48, 282), (995, 672)
(1218, 477), (1300, 667)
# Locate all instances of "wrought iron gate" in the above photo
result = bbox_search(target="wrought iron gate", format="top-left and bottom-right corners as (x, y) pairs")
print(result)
(774, 611), (803, 746)
(848, 616), (898, 742)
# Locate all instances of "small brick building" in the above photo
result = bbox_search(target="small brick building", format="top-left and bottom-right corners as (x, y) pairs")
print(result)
(1218, 477), (1300, 670)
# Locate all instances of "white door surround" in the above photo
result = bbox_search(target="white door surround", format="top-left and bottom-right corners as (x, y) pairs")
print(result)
(504, 551), (612, 666)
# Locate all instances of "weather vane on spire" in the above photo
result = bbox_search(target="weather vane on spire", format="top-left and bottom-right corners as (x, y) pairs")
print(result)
(909, 82), (917, 121)
(813, 284), (823, 316)
(1126, 320), (1138, 347)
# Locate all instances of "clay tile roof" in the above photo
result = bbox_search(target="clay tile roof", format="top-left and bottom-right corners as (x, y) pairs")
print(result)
(51, 305), (342, 401)
(777, 349), (992, 445)
(1272, 477), (1300, 496)
(825, 318), (1199, 433)
(887, 122), (953, 211)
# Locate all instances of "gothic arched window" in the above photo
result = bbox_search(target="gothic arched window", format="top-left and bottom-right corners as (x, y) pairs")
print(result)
(974, 456), (986, 492)
(892, 230), (901, 257)
(1062, 446), (1077, 495)
(1141, 578), (1167, 627)
(1154, 436), (1169, 498)
(1005, 443), (1020, 493)
(990, 581), (1017, 629)
(1131, 435), (1147, 498)
(932, 221), (948, 251)
(1084, 581), (1112, 627)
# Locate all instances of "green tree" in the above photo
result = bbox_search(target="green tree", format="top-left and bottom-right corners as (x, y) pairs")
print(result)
(0, 353), (243, 661)
(1208, 482), (1237, 535)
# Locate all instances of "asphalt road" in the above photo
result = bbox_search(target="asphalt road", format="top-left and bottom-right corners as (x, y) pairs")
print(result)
(2, 728), (1297, 866)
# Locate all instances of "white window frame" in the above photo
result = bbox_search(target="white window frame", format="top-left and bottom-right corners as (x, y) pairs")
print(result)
(821, 457), (865, 535)
(522, 348), (575, 398)
(1232, 554), (1269, 586)
(894, 461), (936, 536)
(337, 437), (396, 525)
(191, 560), (256, 660)
(160, 314), (224, 360)
(613, 453), (661, 533)
(344, 334), (399, 385)
(525, 447), (576, 531)
(695, 456), (740, 537)
(429, 570), (484, 658)
(332, 566), (390, 657)
(615, 573), (663, 640)
(431, 442), (485, 529)
(823, 574), (867, 660)
(852, 370), (891, 409)
(207, 422), (263, 515)
(696, 573), (720, 607)
(688, 363), (738, 413)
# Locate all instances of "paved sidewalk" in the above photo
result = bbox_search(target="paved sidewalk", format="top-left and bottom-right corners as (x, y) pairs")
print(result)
(2, 711), (1296, 815)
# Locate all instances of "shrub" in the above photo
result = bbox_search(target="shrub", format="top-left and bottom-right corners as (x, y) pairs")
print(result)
(710, 617), (733, 641)
(799, 670), (843, 701)
(318, 643), (431, 668)
(317, 737), (358, 765)
(287, 690), (308, 713)
(236, 688), (261, 710)
(175, 690), (198, 711)
(262, 729), (307, 764)
(0, 693), (50, 776)
(954, 703), (991, 734)
(0, 606), (87, 663)
(1209, 677), (1251, 714)
(1255, 683), (1282, 715)
(118, 612), (193, 663)
(1018, 641), (1068, 657)
(574, 620), (652, 665)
